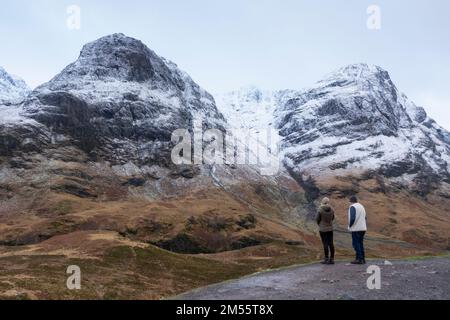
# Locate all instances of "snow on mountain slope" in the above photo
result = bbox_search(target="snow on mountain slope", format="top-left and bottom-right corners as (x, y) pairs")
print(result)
(18, 33), (226, 166)
(276, 63), (450, 191)
(0, 66), (30, 105)
(215, 87), (297, 134)
(214, 87), (298, 168)
(215, 64), (450, 193)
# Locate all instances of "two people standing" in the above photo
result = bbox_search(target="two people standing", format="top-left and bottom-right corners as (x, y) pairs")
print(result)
(316, 196), (367, 265)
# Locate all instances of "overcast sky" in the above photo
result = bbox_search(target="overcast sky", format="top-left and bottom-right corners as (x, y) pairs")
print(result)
(1, 0), (449, 129)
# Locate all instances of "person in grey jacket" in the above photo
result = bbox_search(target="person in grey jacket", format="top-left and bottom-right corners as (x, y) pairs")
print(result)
(316, 197), (335, 265)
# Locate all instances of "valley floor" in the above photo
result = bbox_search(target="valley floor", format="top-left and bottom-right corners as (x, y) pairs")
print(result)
(175, 256), (450, 300)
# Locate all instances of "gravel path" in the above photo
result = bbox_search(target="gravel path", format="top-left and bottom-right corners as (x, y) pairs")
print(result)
(176, 257), (450, 300)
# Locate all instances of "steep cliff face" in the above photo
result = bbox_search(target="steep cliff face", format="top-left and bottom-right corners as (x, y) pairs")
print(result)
(215, 86), (297, 135)
(273, 64), (450, 193)
(217, 64), (450, 248)
(0, 40), (448, 299)
(11, 34), (224, 165)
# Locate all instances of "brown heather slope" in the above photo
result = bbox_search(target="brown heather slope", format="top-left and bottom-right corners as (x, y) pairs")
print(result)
(0, 158), (316, 299)
(0, 158), (448, 299)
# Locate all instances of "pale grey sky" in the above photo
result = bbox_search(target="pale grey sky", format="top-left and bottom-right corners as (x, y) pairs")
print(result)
(1, 0), (449, 129)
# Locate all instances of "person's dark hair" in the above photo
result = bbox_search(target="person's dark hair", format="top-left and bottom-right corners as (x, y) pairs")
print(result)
(349, 196), (358, 203)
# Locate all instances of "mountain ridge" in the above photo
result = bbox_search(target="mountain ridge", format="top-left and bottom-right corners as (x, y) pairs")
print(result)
(216, 63), (450, 197)
(0, 35), (449, 299)
(7, 33), (226, 167)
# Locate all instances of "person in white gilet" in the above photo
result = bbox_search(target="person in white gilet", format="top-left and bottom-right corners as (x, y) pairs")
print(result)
(348, 196), (367, 264)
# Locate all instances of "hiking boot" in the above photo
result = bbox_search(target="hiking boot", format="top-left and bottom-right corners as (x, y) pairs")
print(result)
(321, 259), (329, 264)
(351, 260), (364, 265)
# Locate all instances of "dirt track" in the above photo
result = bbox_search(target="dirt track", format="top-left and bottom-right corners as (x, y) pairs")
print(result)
(176, 256), (450, 300)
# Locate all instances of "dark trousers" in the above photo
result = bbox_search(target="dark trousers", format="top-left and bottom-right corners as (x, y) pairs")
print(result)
(319, 231), (335, 259)
(351, 231), (366, 261)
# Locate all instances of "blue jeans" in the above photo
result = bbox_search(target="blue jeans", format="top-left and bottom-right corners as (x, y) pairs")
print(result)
(351, 231), (366, 261)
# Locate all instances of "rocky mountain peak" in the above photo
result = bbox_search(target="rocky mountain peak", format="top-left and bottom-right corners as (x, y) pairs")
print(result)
(276, 64), (407, 141)
(324, 63), (387, 80)
(272, 63), (450, 192)
(13, 34), (225, 166)
(47, 33), (186, 91)
(77, 33), (157, 82)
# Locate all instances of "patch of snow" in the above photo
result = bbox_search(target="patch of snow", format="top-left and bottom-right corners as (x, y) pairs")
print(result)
(0, 66), (30, 105)
(0, 104), (38, 126)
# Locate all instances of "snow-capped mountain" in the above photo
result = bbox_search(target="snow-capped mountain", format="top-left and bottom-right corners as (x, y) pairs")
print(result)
(277, 64), (450, 188)
(216, 64), (450, 194)
(0, 66), (30, 105)
(16, 34), (225, 165)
